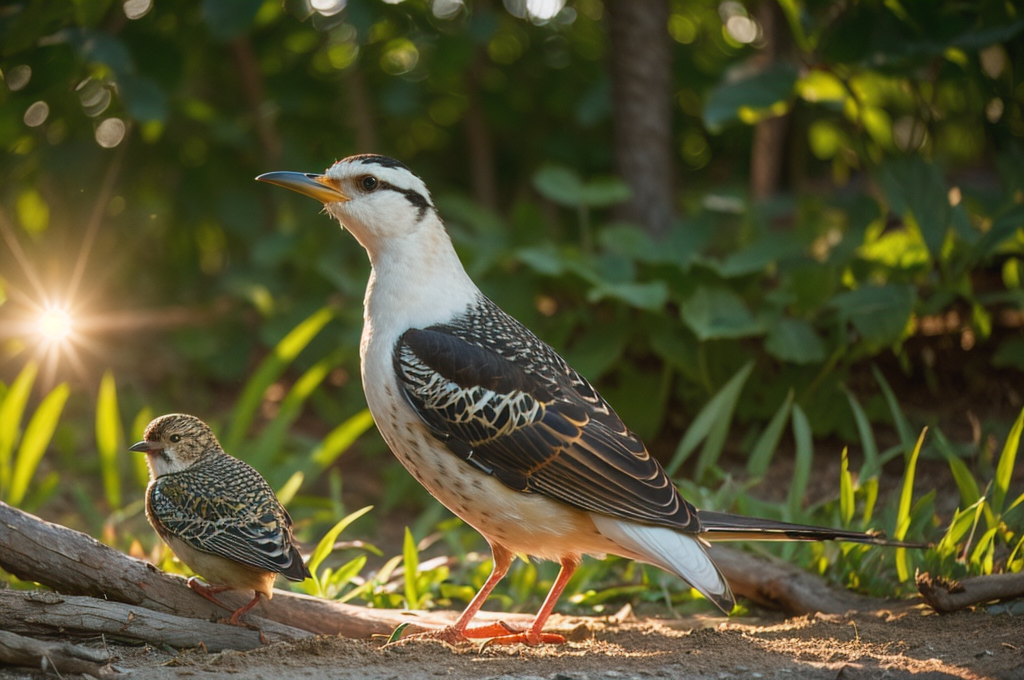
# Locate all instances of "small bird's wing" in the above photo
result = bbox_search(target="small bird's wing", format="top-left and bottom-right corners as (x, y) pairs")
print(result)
(149, 457), (310, 581)
(393, 300), (700, 533)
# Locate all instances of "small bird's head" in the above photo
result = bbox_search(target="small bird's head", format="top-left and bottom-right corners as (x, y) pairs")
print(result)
(256, 154), (437, 258)
(129, 413), (221, 477)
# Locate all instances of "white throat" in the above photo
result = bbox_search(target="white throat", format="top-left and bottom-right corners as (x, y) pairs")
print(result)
(357, 213), (479, 358)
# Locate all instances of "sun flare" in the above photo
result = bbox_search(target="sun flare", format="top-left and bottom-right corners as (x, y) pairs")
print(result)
(37, 306), (74, 343)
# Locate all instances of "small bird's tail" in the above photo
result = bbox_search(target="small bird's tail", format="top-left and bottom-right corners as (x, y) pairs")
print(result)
(590, 514), (735, 614)
(696, 510), (927, 548)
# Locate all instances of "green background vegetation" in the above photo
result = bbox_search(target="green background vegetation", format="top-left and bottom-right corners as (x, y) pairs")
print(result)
(0, 0), (1022, 615)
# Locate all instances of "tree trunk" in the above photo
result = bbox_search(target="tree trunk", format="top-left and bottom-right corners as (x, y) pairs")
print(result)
(749, 0), (790, 202)
(608, 0), (674, 238)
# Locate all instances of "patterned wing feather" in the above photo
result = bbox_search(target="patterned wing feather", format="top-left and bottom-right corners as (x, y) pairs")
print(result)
(393, 297), (699, 532)
(148, 456), (310, 581)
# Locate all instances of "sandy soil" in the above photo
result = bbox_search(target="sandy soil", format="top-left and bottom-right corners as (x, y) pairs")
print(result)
(3, 605), (1019, 680)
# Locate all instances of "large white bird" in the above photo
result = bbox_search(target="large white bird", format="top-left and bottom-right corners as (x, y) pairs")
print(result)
(258, 155), (909, 645)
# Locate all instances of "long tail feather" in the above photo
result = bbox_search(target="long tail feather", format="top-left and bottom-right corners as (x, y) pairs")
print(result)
(590, 514), (735, 614)
(696, 510), (928, 548)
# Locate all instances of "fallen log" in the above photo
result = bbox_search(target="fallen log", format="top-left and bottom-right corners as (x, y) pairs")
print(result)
(916, 570), (1024, 613)
(0, 629), (114, 678)
(708, 545), (876, 616)
(0, 588), (310, 650)
(0, 500), (889, 645)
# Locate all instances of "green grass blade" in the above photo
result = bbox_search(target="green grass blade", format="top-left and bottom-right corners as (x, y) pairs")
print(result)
(329, 554), (368, 593)
(894, 427), (926, 581)
(839, 447), (854, 527)
(843, 386), (880, 479)
(991, 406), (1024, 516)
(946, 454), (981, 509)
(308, 505), (374, 592)
(861, 476), (878, 526)
(786, 403), (813, 518)
(131, 406), (153, 487)
(0, 362), (37, 496)
(668, 361), (753, 476)
(310, 409), (375, 470)
(95, 370), (123, 509)
(226, 306), (334, 451)
(249, 354), (339, 469)
(746, 389), (793, 478)
(403, 527), (420, 609)
(9, 383), (69, 507)
(871, 365), (914, 459)
(275, 471), (304, 506)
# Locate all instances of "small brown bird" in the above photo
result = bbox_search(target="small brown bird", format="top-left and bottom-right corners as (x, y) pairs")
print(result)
(130, 413), (310, 626)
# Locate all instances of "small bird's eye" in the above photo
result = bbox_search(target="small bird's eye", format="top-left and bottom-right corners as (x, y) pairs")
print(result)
(169, 434), (181, 443)
(361, 176), (378, 192)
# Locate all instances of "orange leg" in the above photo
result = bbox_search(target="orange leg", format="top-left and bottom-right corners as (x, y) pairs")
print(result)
(187, 577), (233, 610)
(398, 544), (516, 644)
(483, 555), (580, 647)
(227, 591), (262, 626)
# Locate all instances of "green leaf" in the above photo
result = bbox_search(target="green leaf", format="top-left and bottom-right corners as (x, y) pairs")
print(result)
(894, 428), (926, 581)
(587, 280), (668, 311)
(991, 406), (1024, 516)
(577, 177), (632, 208)
(871, 365), (915, 458)
(704, 62), (798, 131)
(532, 166), (585, 207)
(227, 307), (334, 450)
(275, 471), (303, 507)
(681, 286), (767, 341)
(403, 527), (420, 609)
(875, 157), (949, 259)
(118, 74), (169, 123)
(131, 406), (153, 488)
(746, 389), (793, 478)
(202, 0), (263, 40)
(839, 448), (854, 528)
(787, 404), (813, 518)
(764, 318), (826, 364)
(830, 285), (915, 346)
(0, 362), (37, 496)
(667, 361), (754, 476)
(249, 354), (339, 469)
(329, 554), (368, 592)
(95, 370), (123, 510)
(843, 387), (880, 480)
(9, 383), (69, 507)
(308, 505), (373, 593)
(310, 409), (375, 470)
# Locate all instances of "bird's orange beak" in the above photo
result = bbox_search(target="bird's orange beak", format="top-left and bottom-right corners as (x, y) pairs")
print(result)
(256, 171), (349, 204)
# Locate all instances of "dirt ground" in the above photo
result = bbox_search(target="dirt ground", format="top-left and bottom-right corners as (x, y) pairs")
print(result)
(3, 605), (1020, 680)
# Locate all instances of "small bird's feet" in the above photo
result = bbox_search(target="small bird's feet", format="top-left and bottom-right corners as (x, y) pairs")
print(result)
(186, 577), (233, 610)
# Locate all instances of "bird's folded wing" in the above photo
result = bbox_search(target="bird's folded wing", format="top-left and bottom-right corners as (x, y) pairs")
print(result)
(394, 325), (700, 532)
(149, 468), (308, 579)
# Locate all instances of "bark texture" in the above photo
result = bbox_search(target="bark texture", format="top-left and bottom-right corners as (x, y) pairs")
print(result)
(608, 0), (674, 238)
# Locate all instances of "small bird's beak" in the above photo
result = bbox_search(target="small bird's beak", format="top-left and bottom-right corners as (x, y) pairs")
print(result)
(129, 440), (160, 453)
(256, 171), (349, 204)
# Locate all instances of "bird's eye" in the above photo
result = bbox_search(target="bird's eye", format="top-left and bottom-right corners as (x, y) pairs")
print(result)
(361, 176), (379, 192)
(169, 434), (181, 443)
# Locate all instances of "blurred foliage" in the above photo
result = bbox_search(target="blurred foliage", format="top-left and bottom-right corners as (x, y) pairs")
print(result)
(1, 0), (1023, 616)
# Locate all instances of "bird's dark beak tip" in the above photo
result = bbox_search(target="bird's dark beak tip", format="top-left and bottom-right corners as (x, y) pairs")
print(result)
(129, 440), (153, 453)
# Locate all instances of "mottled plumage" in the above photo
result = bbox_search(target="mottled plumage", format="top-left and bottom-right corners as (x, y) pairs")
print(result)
(257, 154), (913, 646)
(132, 414), (309, 626)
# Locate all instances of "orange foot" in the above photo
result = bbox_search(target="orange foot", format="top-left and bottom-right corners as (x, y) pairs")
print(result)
(392, 622), (564, 647)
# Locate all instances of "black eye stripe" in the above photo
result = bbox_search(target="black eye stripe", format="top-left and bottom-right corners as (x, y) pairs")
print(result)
(377, 180), (433, 220)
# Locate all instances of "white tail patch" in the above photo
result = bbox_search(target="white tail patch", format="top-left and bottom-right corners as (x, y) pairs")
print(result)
(591, 514), (735, 614)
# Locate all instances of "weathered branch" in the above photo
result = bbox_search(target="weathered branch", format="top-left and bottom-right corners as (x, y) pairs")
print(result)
(708, 545), (876, 616)
(0, 629), (113, 678)
(0, 502), (457, 639)
(916, 570), (1024, 613)
(0, 589), (307, 651)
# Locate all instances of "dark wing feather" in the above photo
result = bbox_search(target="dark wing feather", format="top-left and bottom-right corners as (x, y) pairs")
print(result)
(393, 298), (699, 532)
(149, 456), (310, 581)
